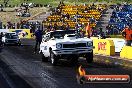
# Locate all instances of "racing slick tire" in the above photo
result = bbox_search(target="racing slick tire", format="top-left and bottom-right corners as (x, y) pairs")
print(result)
(85, 51), (93, 63)
(50, 51), (58, 66)
(41, 53), (48, 62)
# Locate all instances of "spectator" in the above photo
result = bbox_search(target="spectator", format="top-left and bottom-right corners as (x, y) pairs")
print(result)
(65, 23), (70, 30)
(92, 29), (97, 36)
(34, 28), (43, 53)
(53, 23), (58, 30)
(60, 23), (65, 30)
(17, 22), (20, 29)
(121, 25), (132, 46)
(0, 32), (4, 39)
(99, 28), (103, 35)
(12, 23), (15, 29)
(100, 32), (106, 39)
(85, 22), (92, 38)
(0, 32), (4, 45)
(47, 23), (53, 31)
(66, 13), (70, 19)
(3, 24), (6, 29)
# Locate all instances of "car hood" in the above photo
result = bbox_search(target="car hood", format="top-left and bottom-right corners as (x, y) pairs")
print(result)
(49, 37), (92, 44)
(6, 38), (19, 40)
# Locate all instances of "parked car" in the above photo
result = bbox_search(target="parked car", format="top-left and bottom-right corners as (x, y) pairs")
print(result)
(16, 12), (31, 17)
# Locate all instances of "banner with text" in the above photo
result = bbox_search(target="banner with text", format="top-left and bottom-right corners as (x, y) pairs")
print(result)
(93, 39), (115, 56)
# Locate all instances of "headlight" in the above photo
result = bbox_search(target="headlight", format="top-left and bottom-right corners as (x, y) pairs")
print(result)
(56, 43), (62, 48)
(87, 42), (93, 46)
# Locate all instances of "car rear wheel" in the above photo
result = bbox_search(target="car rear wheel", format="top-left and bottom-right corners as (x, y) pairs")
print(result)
(41, 53), (48, 62)
(50, 51), (58, 66)
(86, 51), (93, 63)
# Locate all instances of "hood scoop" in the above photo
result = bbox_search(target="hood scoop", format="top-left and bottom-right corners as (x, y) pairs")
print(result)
(64, 34), (77, 40)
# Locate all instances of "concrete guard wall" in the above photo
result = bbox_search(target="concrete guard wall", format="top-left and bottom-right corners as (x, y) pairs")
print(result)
(106, 38), (126, 53)
(120, 46), (132, 60)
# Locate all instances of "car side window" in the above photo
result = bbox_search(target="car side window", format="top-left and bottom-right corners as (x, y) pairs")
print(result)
(43, 34), (50, 42)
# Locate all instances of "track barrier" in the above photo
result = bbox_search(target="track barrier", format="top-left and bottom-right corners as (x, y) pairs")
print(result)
(106, 38), (126, 53)
(120, 46), (132, 60)
(9, 29), (32, 39)
(93, 39), (115, 56)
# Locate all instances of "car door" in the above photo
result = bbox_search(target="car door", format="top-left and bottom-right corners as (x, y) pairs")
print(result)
(40, 34), (50, 57)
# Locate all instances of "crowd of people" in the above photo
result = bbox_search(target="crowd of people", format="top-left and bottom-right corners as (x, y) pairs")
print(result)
(43, 2), (106, 37)
(107, 4), (132, 35)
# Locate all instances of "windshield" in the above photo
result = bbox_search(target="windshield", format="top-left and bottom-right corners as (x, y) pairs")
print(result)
(5, 34), (19, 39)
(50, 30), (76, 38)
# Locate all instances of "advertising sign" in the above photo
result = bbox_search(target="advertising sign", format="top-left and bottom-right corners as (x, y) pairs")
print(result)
(77, 66), (130, 84)
(9, 29), (31, 38)
(98, 42), (107, 51)
(93, 39), (115, 56)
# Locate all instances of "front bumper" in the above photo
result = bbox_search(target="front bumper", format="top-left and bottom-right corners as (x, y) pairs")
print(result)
(52, 48), (93, 55)
(5, 41), (20, 44)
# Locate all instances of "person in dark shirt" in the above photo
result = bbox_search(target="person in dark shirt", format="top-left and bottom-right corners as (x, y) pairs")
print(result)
(53, 23), (58, 30)
(34, 28), (43, 53)
(0, 32), (4, 40)
(122, 25), (132, 46)
(60, 23), (65, 30)
(66, 13), (70, 19)
(47, 23), (53, 31)
(65, 23), (70, 30)
(0, 32), (4, 46)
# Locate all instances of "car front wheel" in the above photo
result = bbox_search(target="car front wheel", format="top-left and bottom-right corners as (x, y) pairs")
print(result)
(41, 53), (48, 62)
(50, 51), (58, 66)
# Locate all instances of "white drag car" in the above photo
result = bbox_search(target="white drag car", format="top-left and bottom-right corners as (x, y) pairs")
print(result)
(40, 30), (94, 65)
